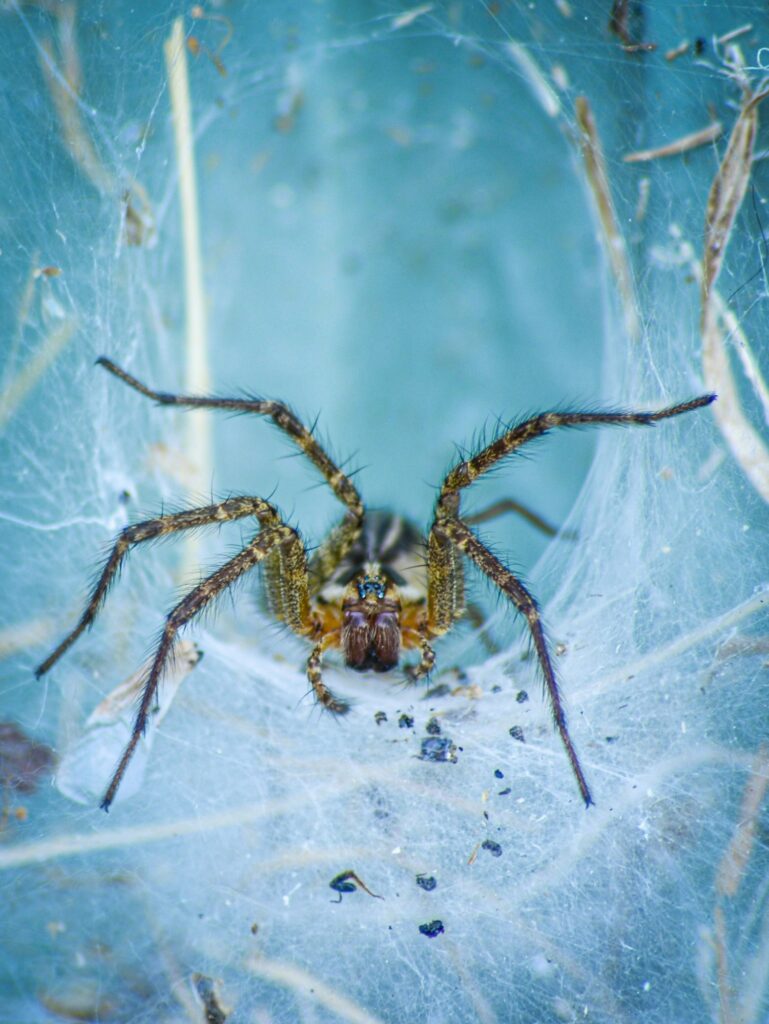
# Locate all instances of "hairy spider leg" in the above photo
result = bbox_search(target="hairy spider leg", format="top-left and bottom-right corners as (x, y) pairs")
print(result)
(99, 522), (314, 810)
(37, 360), (369, 806)
(96, 358), (366, 586)
(465, 497), (567, 538)
(423, 392), (716, 807)
(446, 515), (592, 805)
(306, 633), (349, 714)
(404, 635), (436, 681)
(35, 498), (289, 678)
(439, 396), (717, 503)
(463, 497), (578, 653)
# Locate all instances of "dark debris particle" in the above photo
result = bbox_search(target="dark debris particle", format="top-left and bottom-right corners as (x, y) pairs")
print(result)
(329, 875), (357, 898)
(498, 787), (512, 796)
(374, 711), (387, 726)
(425, 716), (441, 736)
(481, 839), (503, 858)
(494, 769), (504, 779)
(419, 736), (457, 763)
(516, 690), (529, 704)
(491, 684), (502, 693)
(508, 725), (525, 743)
(416, 873), (437, 892)
(0, 722), (56, 793)
(608, 0), (631, 45)
(694, 37), (706, 54)
(398, 714), (415, 729)
(419, 919), (444, 938)
(329, 870), (383, 903)
(605, 735), (619, 744)
(192, 974), (228, 1024)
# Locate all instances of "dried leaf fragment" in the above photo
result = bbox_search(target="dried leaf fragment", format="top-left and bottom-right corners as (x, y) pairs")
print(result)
(699, 80), (769, 503)
(703, 83), (769, 300)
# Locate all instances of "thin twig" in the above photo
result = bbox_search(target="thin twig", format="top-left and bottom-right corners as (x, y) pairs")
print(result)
(163, 18), (212, 571)
(623, 121), (723, 163)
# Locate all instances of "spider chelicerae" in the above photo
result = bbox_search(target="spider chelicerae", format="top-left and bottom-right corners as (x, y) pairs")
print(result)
(36, 358), (715, 810)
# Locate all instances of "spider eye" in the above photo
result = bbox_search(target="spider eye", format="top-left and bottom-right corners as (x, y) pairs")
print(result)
(357, 576), (385, 600)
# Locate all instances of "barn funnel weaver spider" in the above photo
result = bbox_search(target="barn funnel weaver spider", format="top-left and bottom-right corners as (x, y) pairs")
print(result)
(36, 359), (715, 810)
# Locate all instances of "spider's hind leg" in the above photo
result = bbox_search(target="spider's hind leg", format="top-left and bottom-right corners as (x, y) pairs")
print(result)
(435, 516), (593, 807)
(36, 497), (287, 678)
(100, 519), (314, 810)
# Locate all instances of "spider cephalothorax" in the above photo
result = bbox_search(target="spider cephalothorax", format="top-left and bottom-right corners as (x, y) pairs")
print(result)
(36, 359), (715, 810)
(316, 514), (427, 674)
(341, 574), (401, 673)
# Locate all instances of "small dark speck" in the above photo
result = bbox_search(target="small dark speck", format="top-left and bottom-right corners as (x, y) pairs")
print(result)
(481, 839), (503, 857)
(694, 37), (706, 54)
(516, 690), (529, 704)
(374, 711), (387, 726)
(250, 923), (259, 935)
(491, 684), (502, 693)
(494, 769), (504, 779)
(508, 725), (525, 743)
(498, 787), (511, 796)
(425, 717), (441, 736)
(416, 873), (437, 891)
(398, 714), (414, 729)
(419, 736), (457, 763)
(605, 735), (619, 744)
(419, 919), (444, 938)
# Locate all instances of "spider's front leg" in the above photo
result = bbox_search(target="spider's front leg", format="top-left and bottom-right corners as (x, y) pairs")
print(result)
(98, 357), (366, 589)
(306, 637), (349, 714)
(404, 637), (436, 682)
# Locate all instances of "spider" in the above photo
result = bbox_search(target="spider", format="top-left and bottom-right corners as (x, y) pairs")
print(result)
(36, 358), (716, 810)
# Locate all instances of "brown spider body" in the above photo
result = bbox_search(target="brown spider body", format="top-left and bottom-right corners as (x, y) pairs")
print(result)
(36, 358), (715, 810)
(317, 513), (428, 673)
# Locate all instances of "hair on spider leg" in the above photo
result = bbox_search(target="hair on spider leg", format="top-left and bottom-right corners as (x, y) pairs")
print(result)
(297, 681), (353, 720)
(38, 360), (716, 809)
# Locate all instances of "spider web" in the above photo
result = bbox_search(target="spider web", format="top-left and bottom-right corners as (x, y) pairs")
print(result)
(1, 2), (769, 1022)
